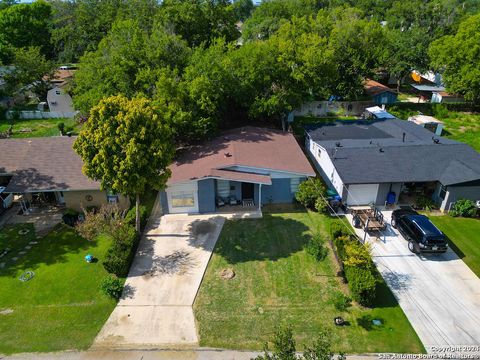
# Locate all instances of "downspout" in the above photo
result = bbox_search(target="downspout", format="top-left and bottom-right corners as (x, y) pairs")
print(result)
(258, 184), (262, 211)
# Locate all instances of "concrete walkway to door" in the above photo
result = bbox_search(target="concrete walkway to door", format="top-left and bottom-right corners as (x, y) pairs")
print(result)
(93, 213), (226, 349)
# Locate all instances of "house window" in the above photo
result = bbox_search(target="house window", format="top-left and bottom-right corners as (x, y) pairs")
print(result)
(171, 192), (195, 207)
(290, 178), (301, 194)
(107, 190), (119, 204)
(439, 185), (447, 200)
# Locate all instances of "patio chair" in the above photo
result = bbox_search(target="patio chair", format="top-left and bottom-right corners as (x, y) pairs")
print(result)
(216, 197), (226, 207)
(229, 195), (238, 205)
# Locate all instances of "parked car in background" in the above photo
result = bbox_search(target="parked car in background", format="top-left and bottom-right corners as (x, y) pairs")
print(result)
(391, 208), (448, 254)
(0, 186), (13, 214)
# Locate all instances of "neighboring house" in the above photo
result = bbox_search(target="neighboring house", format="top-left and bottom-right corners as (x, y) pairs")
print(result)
(0, 137), (129, 212)
(431, 91), (464, 104)
(305, 119), (480, 211)
(45, 68), (76, 88)
(410, 84), (446, 102)
(161, 127), (316, 214)
(47, 86), (77, 118)
(364, 79), (397, 104)
(408, 115), (444, 136)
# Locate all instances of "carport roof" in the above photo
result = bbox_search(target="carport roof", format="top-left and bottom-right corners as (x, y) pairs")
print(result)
(0, 137), (100, 192)
(306, 119), (480, 186)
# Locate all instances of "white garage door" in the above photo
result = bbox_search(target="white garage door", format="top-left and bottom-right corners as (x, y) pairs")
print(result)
(346, 184), (379, 206)
(166, 182), (199, 214)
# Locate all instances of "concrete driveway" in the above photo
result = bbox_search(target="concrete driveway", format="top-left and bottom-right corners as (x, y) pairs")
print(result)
(347, 210), (480, 353)
(93, 214), (225, 349)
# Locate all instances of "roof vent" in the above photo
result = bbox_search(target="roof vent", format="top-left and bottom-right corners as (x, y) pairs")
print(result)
(335, 142), (342, 147)
(379, 148), (384, 153)
(402, 132), (406, 142)
(224, 152), (232, 158)
(432, 137), (440, 144)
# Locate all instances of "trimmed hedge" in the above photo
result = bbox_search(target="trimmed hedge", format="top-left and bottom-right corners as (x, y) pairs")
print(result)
(344, 265), (377, 306)
(103, 223), (138, 277)
(332, 228), (378, 307)
(124, 205), (148, 229)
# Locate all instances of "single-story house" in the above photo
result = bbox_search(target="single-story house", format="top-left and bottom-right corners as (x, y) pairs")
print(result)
(364, 79), (397, 104)
(0, 137), (129, 212)
(408, 115), (444, 136)
(410, 84), (446, 102)
(161, 127), (316, 214)
(431, 91), (464, 104)
(47, 87), (77, 118)
(305, 119), (480, 211)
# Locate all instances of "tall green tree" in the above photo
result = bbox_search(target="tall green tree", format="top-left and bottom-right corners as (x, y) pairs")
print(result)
(74, 95), (175, 232)
(429, 14), (480, 103)
(156, 0), (239, 47)
(3, 46), (55, 99)
(384, 27), (430, 92)
(231, 0), (254, 22)
(73, 19), (190, 113)
(50, 0), (160, 62)
(0, 0), (52, 63)
(242, 0), (323, 41)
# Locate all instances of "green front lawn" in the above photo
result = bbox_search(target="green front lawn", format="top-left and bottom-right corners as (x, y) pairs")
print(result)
(194, 210), (424, 353)
(0, 118), (81, 138)
(429, 216), (480, 277)
(0, 224), (117, 354)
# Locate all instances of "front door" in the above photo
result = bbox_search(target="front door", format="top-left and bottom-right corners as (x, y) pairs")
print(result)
(241, 182), (254, 200)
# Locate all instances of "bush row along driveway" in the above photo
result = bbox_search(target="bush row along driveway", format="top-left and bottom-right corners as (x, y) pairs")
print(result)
(347, 211), (480, 353)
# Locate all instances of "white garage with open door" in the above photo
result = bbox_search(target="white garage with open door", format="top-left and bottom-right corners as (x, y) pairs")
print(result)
(346, 184), (379, 206)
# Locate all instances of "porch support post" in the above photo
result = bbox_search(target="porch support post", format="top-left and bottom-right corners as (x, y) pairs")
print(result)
(258, 184), (262, 210)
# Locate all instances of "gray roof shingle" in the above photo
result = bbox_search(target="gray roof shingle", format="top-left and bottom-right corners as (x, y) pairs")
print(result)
(306, 119), (480, 186)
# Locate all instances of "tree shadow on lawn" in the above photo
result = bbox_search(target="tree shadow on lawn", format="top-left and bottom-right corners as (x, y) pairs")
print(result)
(371, 278), (401, 309)
(211, 213), (312, 264)
(0, 224), (97, 277)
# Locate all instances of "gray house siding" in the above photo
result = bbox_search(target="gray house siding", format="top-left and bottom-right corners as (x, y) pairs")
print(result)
(375, 182), (402, 205)
(433, 181), (480, 211)
(159, 191), (169, 215)
(261, 178), (296, 204)
(198, 178), (216, 213)
(373, 92), (397, 105)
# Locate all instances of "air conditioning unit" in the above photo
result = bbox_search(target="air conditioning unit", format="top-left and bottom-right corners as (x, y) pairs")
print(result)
(476, 200), (480, 209)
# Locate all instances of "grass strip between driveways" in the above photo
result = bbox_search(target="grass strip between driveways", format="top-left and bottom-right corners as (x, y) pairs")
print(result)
(194, 210), (424, 353)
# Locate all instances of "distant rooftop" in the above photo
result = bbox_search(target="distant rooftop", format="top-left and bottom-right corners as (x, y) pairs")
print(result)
(411, 84), (446, 92)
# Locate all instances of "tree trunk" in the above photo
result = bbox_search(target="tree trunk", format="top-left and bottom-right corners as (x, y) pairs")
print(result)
(397, 78), (401, 93)
(135, 193), (140, 234)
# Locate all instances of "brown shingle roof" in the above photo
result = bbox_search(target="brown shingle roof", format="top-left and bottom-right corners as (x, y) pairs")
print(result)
(0, 137), (100, 193)
(364, 79), (395, 96)
(168, 127), (315, 185)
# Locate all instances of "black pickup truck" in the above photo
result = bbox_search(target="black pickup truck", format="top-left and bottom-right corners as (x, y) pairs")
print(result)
(391, 209), (448, 254)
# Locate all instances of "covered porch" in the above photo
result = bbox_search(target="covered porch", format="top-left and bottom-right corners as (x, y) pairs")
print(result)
(214, 171), (271, 212)
(397, 181), (438, 208)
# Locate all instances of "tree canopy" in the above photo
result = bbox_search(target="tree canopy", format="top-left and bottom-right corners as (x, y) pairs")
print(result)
(0, 0), (52, 63)
(73, 95), (175, 231)
(429, 14), (480, 103)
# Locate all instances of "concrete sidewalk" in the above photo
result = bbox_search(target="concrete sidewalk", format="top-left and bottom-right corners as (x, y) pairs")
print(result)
(2, 350), (381, 360)
(346, 210), (480, 352)
(93, 214), (225, 349)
